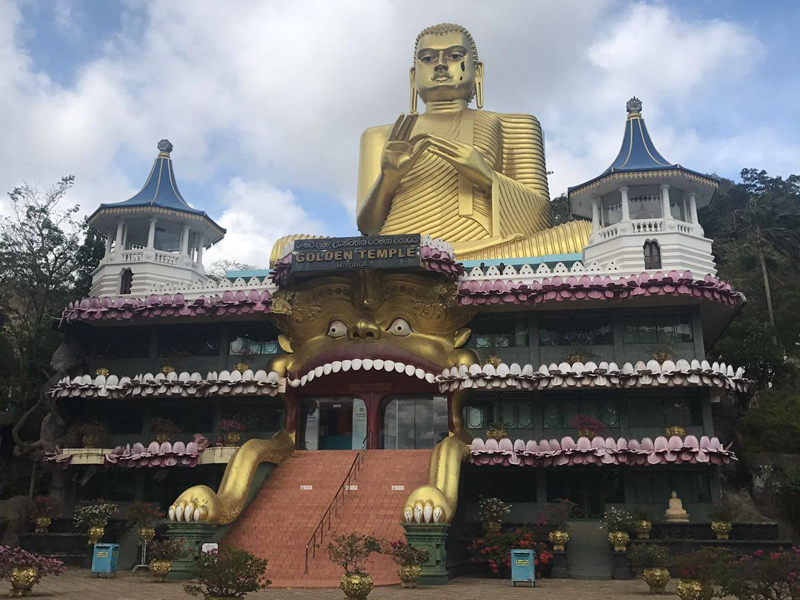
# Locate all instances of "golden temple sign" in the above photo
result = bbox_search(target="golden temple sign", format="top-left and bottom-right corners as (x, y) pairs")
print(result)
(292, 234), (421, 273)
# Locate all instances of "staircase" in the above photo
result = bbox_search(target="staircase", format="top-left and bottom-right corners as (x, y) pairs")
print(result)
(223, 449), (431, 588)
(566, 521), (613, 579)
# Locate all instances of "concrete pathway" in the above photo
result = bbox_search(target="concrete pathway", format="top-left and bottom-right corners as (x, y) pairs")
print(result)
(29, 569), (730, 600)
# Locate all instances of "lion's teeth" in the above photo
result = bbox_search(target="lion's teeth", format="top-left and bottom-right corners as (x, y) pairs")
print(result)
(384, 360), (395, 372)
(352, 358), (363, 370)
(405, 364), (416, 376)
(373, 359), (384, 370)
(323, 363), (332, 375)
(415, 368), (425, 379)
(342, 360), (352, 371)
(394, 362), (405, 373)
(332, 361), (342, 373)
(363, 358), (374, 370)
(425, 372), (436, 383)
(314, 366), (324, 377)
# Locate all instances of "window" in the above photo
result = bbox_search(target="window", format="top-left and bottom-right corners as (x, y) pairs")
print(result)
(632, 470), (711, 504)
(538, 311), (613, 346)
(382, 396), (448, 449)
(229, 324), (281, 355)
(622, 310), (693, 345)
(93, 328), (150, 359)
(469, 313), (528, 349)
(630, 194), (662, 219)
(643, 240), (661, 270)
(628, 392), (702, 428)
(158, 325), (221, 357)
(465, 393), (533, 430)
(543, 392), (619, 429)
(120, 268), (133, 294)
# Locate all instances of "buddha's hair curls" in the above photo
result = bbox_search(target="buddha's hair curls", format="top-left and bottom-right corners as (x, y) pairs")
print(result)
(414, 23), (479, 64)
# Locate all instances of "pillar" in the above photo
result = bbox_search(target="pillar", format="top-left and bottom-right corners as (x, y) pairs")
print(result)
(104, 233), (113, 257)
(196, 237), (205, 264)
(688, 193), (699, 224)
(620, 187), (630, 221)
(114, 220), (125, 252)
(164, 522), (216, 580)
(591, 197), (601, 232)
(660, 184), (671, 219)
(146, 218), (157, 250)
(180, 224), (190, 255)
(403, 523), (450, 585)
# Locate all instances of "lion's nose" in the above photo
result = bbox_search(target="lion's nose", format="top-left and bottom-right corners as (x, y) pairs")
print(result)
(348, 319), (381, 340)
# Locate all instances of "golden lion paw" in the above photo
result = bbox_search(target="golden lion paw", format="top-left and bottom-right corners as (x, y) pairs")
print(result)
(403, 485), (452, 524)
(168, 485), (221, 523)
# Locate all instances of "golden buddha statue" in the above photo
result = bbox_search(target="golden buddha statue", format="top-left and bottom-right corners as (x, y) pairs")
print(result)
(355, 23), (590, 260)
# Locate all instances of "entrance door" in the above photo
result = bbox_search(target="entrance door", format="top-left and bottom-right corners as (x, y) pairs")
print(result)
(300, 397), (367, 450)
(546, 469), (625, 520)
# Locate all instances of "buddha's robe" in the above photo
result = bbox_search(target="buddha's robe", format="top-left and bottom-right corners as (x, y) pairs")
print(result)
(357, 109), (590, 260)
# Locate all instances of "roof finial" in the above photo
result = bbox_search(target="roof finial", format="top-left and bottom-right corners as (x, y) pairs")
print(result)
(157, 139), (173, 155)
(626, 97), (642, 116)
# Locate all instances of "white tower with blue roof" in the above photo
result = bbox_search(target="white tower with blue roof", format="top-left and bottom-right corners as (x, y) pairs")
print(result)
(569, 98), (718, 275)
(87, 140), (226, 297)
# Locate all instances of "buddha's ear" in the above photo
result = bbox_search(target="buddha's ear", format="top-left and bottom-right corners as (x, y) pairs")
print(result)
(278, 334), (294, 354)
(454, 328), (472, 349)
(409, 68), (418, 113)
(475, 62), (484, 109)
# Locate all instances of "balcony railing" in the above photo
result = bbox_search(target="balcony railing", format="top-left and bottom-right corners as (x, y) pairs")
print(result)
(596, 217), (697, 240)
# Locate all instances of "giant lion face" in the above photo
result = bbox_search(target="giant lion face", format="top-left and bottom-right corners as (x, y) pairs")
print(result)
(267, 271), (477, 381)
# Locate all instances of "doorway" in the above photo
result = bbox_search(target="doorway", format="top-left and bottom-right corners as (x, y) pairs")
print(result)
(546, 469), (625, 520)
(300, 397), (367, 450)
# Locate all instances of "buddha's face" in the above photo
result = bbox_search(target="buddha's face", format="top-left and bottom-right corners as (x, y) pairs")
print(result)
(414, 31), (479, 104)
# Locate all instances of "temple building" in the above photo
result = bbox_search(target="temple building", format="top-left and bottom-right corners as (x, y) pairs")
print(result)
(38, 24), (753, 585)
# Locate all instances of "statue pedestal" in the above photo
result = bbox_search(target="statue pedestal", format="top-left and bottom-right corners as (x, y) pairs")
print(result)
(164, 522), (217, 580)
(551, 551), (569, 579)
(403, 523), (449, 585)
(612, 552), (633, 579)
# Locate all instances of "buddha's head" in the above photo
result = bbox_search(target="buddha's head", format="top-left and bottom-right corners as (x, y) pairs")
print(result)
(412, 23), (483, 107)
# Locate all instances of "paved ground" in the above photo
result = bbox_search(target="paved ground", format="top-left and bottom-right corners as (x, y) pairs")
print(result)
(28, 569), (720, 599)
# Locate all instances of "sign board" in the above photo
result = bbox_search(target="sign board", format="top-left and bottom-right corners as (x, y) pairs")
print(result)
(292, 234), (422, 274)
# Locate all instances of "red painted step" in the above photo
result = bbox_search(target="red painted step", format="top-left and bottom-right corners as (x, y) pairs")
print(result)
(223, 449), (431, 588)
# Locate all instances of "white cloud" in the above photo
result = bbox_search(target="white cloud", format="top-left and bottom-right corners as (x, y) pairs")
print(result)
(205, 177), (325, 268)
(0, 0), (790, 262)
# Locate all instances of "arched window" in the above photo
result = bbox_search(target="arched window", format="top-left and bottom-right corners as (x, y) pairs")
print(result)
(643, 240), (661, 270)
(120, 268), (133, 294)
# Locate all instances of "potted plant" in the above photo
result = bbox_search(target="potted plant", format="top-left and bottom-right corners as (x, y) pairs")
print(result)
(384, 539), (429, 588)
(629, 543), (673, 593)
(27, 496), (64, 534)
(124, 502), (164, 541)
(478, 496), (511, 534)
(467, 528), (553, 578)
(75, 421), (108, 448)
(545, 499), (574, 551)
(0, 545), (66, 597)
(570, 413), (606, 440)
(602, 507), (635, 552)
(649, 343), (677, 362)
(633, 507), (653, 540)
(675, 547), (727, 600)
(149, 537), (188, 582)
(95, 367), (110, 377)
(485, 421), (508, 441)
(184, 547), (270, 598)
(220, 417), (247, 446)
(665, 425), (687, 438)
(709, 499), (736, 540)
(326, 532), (383, 599)
(233, 348), (257, 374)
(73, 499), (118, 545)
(149, 417), (182, 443)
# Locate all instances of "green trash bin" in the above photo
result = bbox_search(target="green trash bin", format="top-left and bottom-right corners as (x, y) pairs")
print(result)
(91, 543), (119, 578)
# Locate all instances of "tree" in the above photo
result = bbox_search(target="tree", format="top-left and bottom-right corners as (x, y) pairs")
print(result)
(0, 176), (88, 411)
(205, 259), (256, 284)
(72, 226), (106, 299)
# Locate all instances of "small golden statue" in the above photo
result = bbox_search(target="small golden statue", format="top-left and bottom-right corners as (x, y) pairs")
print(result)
(355, 23), (589, 260)
(664, 490), (690, 523)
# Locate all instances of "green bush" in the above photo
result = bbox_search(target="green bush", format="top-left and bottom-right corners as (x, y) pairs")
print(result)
(184, 548), (269, 598)
(628, 544), (672, 568)
(740, 390), (800, 453)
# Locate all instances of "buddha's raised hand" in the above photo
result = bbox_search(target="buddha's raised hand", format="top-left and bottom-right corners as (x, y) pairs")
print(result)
(380, 114), (430, 183)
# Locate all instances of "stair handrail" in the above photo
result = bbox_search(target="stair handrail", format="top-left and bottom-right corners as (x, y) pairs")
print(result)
(303, 431), (370, 575)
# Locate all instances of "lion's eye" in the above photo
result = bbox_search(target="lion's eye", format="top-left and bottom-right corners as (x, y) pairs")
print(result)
(388, 318), (412, 337)
(327, 320), (347, 338)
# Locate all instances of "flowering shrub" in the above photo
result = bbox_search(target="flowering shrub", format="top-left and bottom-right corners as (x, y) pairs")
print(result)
(676, 546), (731, 582)
(326, 533), (383, 575)
(468, 528), (554, 577)
(73, 499), (118, 529)
(384, 539), (429, 566)
(713, 547), (800, 600)
(478, 497), (511, 524)
(220, 418), (246, 433)
(149, 538), (189, 561)
(184, 548), (270, 598)
(27, 496), (64, 521)
(124, 502), (164, 528)
(570, 413), (606, 438)
(544, 499), (575, 531)
(602, 507), (636, 534)
(0, 546), (66, 579)
(628, 544), (673, 568)
(149, 417), (182, 437)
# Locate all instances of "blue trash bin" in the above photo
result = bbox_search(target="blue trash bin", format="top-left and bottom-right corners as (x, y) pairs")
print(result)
(510, 548), (536, 587)
(91, 543), (119, 578)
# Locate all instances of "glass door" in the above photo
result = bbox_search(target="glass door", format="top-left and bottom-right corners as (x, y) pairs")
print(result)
(300, 397), (367, 450)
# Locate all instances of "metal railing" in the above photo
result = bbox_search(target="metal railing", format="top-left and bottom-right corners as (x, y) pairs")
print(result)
(303, 433), (369, 575)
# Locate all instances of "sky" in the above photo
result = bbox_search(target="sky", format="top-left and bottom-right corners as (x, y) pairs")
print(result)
(3, 0), (799, 267)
